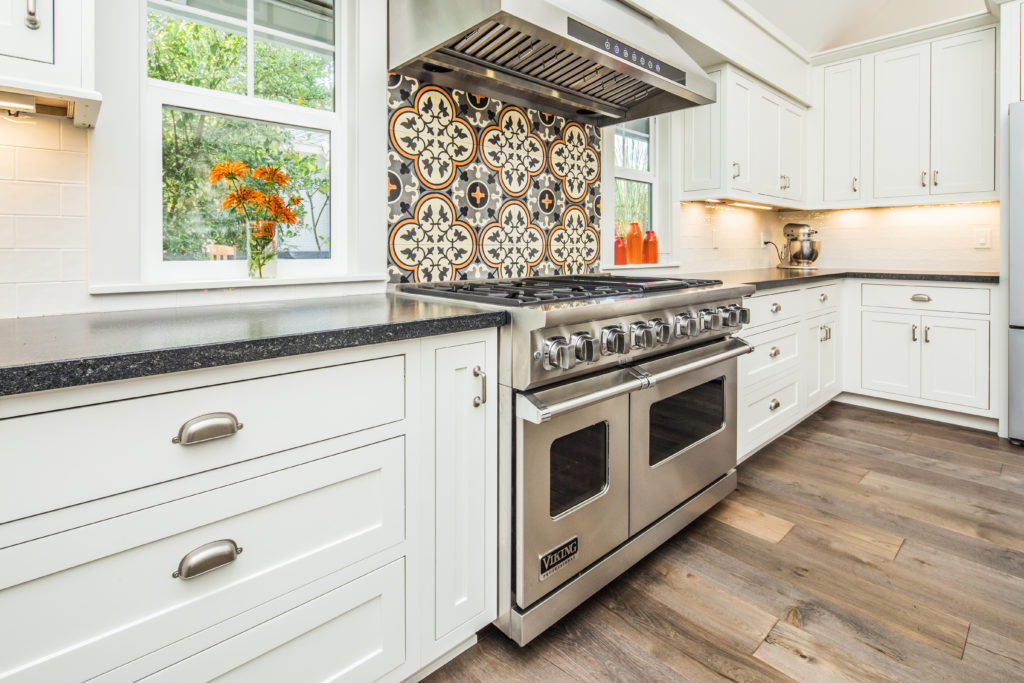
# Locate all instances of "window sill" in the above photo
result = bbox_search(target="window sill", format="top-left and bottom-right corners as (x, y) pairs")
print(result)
(601, 263), (681, 271)
(89, 273), (387, 295)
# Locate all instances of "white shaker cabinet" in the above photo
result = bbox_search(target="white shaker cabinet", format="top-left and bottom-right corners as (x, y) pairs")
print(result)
(779, 102), (805, 200)
(873, 44), (931, 199)
(804, 313), (840, 409)
(754, 89), (782, 197)
(822, 60), (861, 202)
(0, 0), (53, 62)
(920, 316), (990, 409)
(930, 28), (996, 195)
(726, 70), (754, 192)
(861, 311), (922, 397)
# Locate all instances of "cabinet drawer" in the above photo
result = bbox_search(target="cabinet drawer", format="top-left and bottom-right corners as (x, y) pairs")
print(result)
(739, 377), (800, 455)
(1, 355), (405, 524)
(744, 289), (804, 329)
(140, 560), (406, 683)
(805, 283), (839, 312)
(0, 437), (405, 682)
(861, 283), (989, 314)
(738, 324), (800, 386)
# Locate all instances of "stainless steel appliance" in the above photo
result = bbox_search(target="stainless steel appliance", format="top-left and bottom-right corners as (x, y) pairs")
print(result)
(387, 0), (716, 126)
(1008, 103), (1024, 444)
(399, 275), (754, 644)
(766, 223), (821, 270)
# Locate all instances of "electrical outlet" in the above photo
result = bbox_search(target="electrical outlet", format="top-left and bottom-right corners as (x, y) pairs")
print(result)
(973, 226), (991, 249)
(760, 231), (768, 248)
(712, 228), (719, 249)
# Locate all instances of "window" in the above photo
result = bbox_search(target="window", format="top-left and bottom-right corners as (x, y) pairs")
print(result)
(613, 118), (654, 233)
(143, 0), (341, 281)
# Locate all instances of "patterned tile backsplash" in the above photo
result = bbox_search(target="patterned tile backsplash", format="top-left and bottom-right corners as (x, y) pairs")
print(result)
(386, 74), (601, 283)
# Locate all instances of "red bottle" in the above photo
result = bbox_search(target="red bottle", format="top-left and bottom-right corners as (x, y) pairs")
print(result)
(626, 222), (643, 264)
(613, 235), (627, 265)
(642, 228), (658, 264)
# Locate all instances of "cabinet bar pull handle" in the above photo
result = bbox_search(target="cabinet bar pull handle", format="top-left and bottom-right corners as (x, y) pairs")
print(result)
(933, 170), (939, 186)
(25, 0), (39, 29)
(924, 326), (931, 343)
(473, 366), (487, 407)
(769, 398), (781, 411)
(780, 175), (786, 190)
(732, 162), (741, 179)
(769, 346), (781, 358)
(172, 539), (242, 579)
(770, 302), (782, 313)
(820, 325), (828, 342)
(921, 171), (927, 187)
(172, 412), (244, 445)
(852, 176), (858, 192)
(912, 324), (918, 342)
(910, 293), (931, 302)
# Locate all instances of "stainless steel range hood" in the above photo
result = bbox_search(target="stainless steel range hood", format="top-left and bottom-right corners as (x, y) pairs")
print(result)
(388, 0), (716, 126)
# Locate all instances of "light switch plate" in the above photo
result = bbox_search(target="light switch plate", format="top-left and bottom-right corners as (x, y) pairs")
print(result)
(973, 226), (991, 249)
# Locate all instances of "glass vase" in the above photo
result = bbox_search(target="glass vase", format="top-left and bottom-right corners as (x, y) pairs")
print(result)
(247, 220), (278, 279)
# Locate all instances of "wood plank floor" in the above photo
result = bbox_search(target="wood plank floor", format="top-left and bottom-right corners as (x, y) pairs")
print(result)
(427, 402), (1024, 682)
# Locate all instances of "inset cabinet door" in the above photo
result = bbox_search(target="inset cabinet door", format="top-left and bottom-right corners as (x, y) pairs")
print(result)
(0, 0), (53, 62)
(433, 341), (492, 639)
(805, 314), (839, 407)
(920, 317), (989, 409)
(683, 70), (722, 192)
(726, 71), (754, 192)
(930, 28), (996, 195)
(754, 89), (782, 196)
(861, 311), (921, 397)
(874, 44), (930, 199)
(823, 60), (861, 202)
(779, 103), (804, 200)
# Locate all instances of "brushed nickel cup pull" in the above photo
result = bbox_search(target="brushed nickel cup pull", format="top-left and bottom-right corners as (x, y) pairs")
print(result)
(769, 398), (781, 411)
(172, 539), (242, 579)
(768, 346), (781, 358)
(732, 162), (741, 179)
(25, 0), (39, 29)
(770, 302), (782, 313)
(819, 292), (828, 302)
(473, 366), (487, 407)
(172, 412), (244, 445)
(910, 293), (931, 302)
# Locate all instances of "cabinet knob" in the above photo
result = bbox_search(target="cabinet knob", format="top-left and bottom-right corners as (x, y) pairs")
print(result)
(172, 539), (242, 580)
(769, 398), (781, 412)
(768, 346), (781, 358)
(172, 412), (244, 446)
(770, 302), (782, 314)
(25, 0), (39, 29)
(473, 366), (487, 407)
(819, 292), (828, 302)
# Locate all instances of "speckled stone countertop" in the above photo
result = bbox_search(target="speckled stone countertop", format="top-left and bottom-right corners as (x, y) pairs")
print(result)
(0, 294), (508, 397)
(686, 268), (1000, 291)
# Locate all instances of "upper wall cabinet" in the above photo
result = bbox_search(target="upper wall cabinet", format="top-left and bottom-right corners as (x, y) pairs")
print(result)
(874, 28), (995, 199)
(680, 63), (808, 208)
(822, 60), (862, 202)
(0, 0), (100, 127)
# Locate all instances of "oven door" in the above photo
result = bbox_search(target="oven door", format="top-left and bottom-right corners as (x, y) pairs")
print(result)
(514, 368), (636, 609)
(628, 338), (746, 535)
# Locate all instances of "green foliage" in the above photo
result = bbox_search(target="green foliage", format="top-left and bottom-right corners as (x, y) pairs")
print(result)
(148, 11), (333, 261)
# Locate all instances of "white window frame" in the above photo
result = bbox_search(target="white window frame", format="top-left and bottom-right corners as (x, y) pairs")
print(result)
(89, 0), (386, 292)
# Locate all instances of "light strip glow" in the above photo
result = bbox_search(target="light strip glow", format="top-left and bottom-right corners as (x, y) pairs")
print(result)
(0, 91), (35, 114)
(729, 201), (774, 211)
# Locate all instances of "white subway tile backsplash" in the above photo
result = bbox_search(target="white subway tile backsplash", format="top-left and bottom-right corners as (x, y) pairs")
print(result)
(0, 216), (12, 248)
(0, 284), (15, 318)
(60, 120), (88, 153)
(0, 146), (13, 179)
(14, 217), (88, 249)
(0, 180), (61, 215)
(15, 148), (87, 184)
(0, 250), (62, 283)
(60, 184), (87, 216)
(0, 115), (60, 150)
(61, 250), (87, 281)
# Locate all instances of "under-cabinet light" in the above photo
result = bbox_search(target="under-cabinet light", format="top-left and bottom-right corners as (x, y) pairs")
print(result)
(729, 201), (773, 211)
(0, 91), (35, 116)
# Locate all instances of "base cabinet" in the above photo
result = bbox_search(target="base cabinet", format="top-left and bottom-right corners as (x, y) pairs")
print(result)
(804, 313), (840, 408)
(861, 311), (922, 397)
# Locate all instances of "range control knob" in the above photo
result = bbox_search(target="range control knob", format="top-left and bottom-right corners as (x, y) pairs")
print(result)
(601, 326), (628, 355)
(699, 309), (724, 331)
(650, 318), (672, 344)
(674, 313), (700, 337)
(543, 336), (575, 370)
(729, 304), (751, 325)
(630, 321), (656, 349)
(571, 332), (600, 363)
(718, 306), (741, 327)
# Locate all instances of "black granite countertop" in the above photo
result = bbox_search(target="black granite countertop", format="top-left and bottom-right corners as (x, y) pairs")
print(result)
(686, 268), (1000, 291)
(0, 294), (508, 397)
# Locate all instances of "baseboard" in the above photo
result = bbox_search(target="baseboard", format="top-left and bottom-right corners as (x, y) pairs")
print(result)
(833, 392), (999, 433)
(406, 635), (478, 682)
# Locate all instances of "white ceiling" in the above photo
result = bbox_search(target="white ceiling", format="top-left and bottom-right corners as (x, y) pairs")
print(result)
(742, 0), (988, 54)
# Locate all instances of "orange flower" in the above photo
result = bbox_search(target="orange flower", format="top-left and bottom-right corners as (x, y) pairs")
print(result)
(266, 193), (298, 224)
(252, 166), (290, 187)
(288, 195), (302, 206)
(209, 160), (250, 184)
(222, 186), (264, 211)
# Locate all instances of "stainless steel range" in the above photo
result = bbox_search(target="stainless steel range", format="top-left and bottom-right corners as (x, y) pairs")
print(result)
(399, 275), (755, 644)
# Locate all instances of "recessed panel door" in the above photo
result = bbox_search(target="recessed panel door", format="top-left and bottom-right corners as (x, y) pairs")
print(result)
(861, 311), (921, 397)
(874, 44), (930, 198)
(0, 0), (53, 62)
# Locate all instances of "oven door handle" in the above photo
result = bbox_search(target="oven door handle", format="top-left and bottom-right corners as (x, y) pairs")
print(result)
(641, 338), (753, 385)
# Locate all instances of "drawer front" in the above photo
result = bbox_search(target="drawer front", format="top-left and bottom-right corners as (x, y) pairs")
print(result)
(1, 355), (405, 524)
(739, 377), (800, 455)
(805, 283), (839, 312)
(738, 324), (800, 386)
(0, 438), (405, 683)
(745, 289), (804, 329)
(141, 560), (406, 683)
(861, 283), (990, 314)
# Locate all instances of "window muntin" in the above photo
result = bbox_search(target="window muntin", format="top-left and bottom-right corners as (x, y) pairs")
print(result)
(614, 178), (652, 232)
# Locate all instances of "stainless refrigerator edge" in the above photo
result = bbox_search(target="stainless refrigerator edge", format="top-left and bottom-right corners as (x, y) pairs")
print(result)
(1010, 102), (1024, 443)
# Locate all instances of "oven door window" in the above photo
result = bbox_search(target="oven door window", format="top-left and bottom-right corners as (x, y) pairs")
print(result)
(549, 421), (609, 517)
(649, 377), (725, 466)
